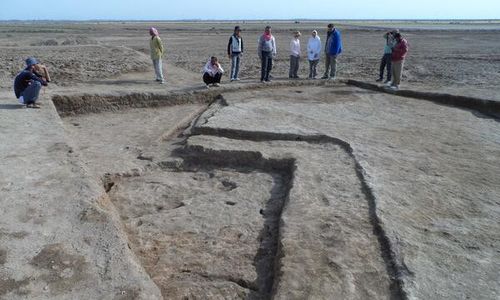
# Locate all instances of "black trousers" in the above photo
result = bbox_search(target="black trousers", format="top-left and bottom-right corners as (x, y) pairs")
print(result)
(260, 51), (273, 81)
(379, 53), (392, 81)
(203, 72), (222, 85)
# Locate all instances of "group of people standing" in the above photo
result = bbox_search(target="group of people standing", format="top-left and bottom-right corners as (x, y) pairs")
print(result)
(12, 23), (408, 108)
(148, 24), (347, 88)
(286, 24), (344, 80)
(150, 23), (406, 89)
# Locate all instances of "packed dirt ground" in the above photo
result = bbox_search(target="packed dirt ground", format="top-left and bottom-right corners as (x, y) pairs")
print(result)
(1, 21), (500, 98)
(0, 21), (499, 300)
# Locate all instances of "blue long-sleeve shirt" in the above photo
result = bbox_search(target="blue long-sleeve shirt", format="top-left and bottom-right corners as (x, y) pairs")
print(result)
(14, 69), (47, 98)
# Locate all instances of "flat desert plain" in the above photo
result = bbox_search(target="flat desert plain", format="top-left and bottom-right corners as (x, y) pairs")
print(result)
(0, 21), (499, 300)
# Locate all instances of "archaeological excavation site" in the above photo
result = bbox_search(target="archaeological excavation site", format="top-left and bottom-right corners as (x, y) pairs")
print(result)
(0, 22), (499, 300)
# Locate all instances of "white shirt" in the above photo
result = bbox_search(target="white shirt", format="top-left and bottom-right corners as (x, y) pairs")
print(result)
(307, 36), (322, 61)
(203, 60), (224, 77)
(290, 38), (301, 57)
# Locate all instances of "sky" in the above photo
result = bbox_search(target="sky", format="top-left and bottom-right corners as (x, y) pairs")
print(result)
(0, 0), (499, 20)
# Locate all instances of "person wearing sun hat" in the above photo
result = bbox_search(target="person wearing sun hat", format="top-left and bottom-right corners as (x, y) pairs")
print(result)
(13, 57), (48, 108)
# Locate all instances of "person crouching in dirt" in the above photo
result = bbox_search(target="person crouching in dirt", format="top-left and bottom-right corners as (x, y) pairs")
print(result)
(149, 27), (165, 84)
(388, 32), (409, 91)
(14, 57), (48, 109)
(377, 30), (398, 83)
(203, 56), (224, 88)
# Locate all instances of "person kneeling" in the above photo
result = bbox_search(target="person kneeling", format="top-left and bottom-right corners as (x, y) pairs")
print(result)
(203, 57), (224, 88)
(14, 57), (48, 109)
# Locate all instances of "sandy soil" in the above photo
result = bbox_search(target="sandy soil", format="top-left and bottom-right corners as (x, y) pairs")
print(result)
(0, 21), (499, 300)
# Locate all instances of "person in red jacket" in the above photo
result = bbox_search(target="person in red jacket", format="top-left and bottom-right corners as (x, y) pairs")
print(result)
(388, 33), (409, 90)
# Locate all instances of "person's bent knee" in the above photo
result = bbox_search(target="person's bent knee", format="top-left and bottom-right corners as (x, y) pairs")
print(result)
(32, 81), (42, 91)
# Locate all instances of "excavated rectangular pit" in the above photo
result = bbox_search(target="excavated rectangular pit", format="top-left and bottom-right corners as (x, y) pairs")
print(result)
(105, 163), (293, 299)
(56, 92), (295, 299)
(53, 86), (500, 300)
(55, 89), (401, 300)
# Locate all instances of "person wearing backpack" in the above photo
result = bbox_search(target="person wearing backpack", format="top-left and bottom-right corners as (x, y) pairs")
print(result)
(227, 26), (244, 82)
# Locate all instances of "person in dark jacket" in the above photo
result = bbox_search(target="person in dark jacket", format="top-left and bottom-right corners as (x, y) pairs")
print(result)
(227, 26), (244, 82)
(14, 57), (48, 108)
(322, 24), (342, 80)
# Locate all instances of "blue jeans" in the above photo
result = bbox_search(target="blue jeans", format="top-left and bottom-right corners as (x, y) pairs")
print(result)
(230, 53), (241, 79)
(21, 81), (42, 104)
(152, 58), (164, 81)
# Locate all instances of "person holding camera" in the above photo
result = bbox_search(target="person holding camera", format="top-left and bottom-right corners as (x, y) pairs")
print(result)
(377, 30), (398, 83)
(14, 57), (49, 109)
(203, 56), (224, 88)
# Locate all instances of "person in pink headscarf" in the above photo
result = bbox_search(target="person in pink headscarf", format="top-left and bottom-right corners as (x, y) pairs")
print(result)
(149, 27), (165, 84)
(257, 26), (277, 82)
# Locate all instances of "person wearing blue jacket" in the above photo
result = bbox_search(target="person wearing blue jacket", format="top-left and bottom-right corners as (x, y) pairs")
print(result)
(323, 24), (343, 80)
(14, 57), (48, 108)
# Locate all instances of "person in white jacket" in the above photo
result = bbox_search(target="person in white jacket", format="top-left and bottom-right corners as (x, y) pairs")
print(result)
(307, 30), (321, 79)
(289, 31), (301, 79)
(203, 56), (224, 88)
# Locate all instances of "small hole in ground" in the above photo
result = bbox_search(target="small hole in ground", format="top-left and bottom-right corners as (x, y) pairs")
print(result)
(220, 180), (237, 191)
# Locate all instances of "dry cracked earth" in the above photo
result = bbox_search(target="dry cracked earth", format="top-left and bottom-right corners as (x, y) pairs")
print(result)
(0, 21), (499, 300)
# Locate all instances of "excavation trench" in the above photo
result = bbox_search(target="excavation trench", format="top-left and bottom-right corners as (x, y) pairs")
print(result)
(187, 127), (409, 300)
(57, 87), (409, 299)
(103, 153), (294, 299)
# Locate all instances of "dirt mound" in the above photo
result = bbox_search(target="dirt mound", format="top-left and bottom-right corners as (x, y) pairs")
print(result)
(61, 36), (98, 46)
(0, 46), (151, 88)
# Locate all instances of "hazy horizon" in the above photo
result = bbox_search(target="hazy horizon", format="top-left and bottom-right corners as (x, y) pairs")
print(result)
(1, 19), (499, 22)
(1, 0), (499, 21)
